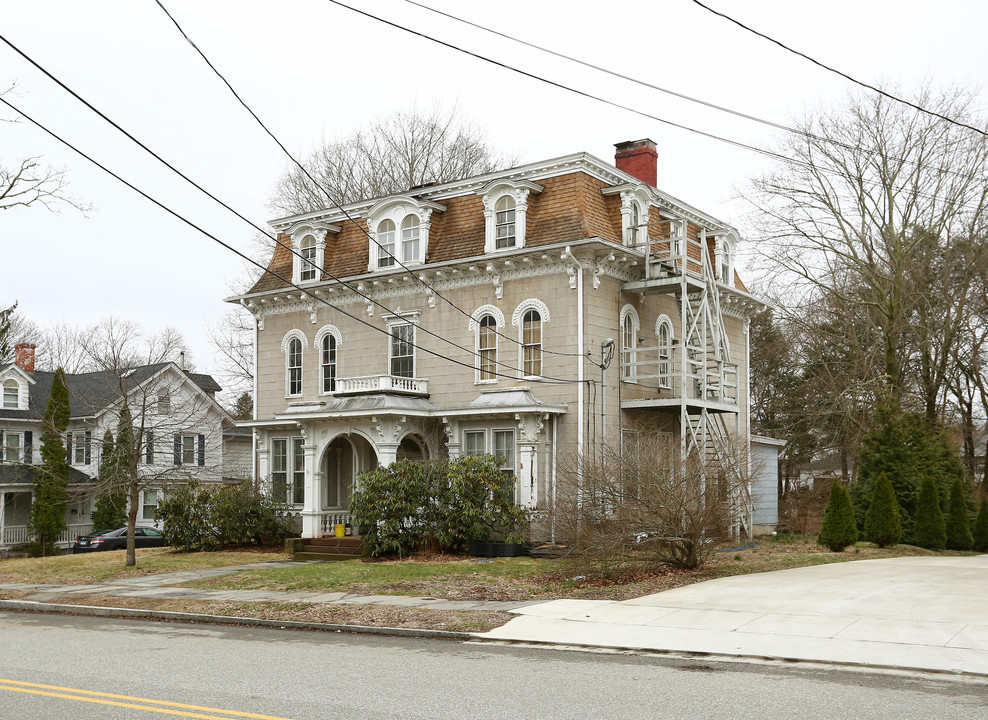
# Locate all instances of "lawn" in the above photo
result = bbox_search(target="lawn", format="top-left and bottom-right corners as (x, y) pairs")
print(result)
(0, 548), (285, 585)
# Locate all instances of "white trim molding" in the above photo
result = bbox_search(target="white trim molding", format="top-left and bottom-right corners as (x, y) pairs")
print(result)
(366, 197), (445, 271)
(511, 298), (551, 328)
(468, 304), (506, 333)
(280, 328), (309, 353)
(478, 179), (543, 253)
(313, 324), (343, 350)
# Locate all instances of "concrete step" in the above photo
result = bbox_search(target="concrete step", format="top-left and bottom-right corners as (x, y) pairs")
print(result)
(293, 551), (364, 562)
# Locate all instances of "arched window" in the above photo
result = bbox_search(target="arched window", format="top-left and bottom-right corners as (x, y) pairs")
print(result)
(321, 334), (337, 393)
(299, 235), (317, 281)
(2, 379), (19, 409)
(657, 317), (673, 387)
(401, 215), (420, 262)
(620, 305), (640, 380)
(495, 195), (516, 248)
(629, 202), (640, 247)
(377, 219), (396, 267)
(287, 338), (302, 396)
(522, 310), (542, 377)
(479, 315), (497, 381)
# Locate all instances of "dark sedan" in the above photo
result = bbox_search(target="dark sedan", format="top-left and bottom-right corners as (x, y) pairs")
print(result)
(73, 527), (167, 552)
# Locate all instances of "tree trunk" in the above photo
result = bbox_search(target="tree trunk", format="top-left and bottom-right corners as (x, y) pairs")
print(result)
(126, 482), (139, 567)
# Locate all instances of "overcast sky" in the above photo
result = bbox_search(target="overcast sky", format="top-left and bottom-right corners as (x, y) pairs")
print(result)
(3, 0), (987, 388)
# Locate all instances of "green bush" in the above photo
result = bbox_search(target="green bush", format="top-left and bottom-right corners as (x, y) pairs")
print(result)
(349, 456), (529, 558)
(156, 480), (290, 552)
(945, 478), (973, 551)
(863, 472), (902, 548)
(817, 479), (857, 552)
(972, 499), (988, 553)
(913, 476), (946, 550)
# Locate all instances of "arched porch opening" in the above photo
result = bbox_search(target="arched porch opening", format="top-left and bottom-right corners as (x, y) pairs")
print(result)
(396, 433), (429, 463)
(322, 433), (378, 512)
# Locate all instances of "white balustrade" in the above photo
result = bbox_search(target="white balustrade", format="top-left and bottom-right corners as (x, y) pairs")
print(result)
(335, 374), (428, 396)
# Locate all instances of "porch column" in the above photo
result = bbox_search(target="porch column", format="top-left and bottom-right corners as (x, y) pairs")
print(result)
(377, 443), (399, 467)
(0, 490), (6, 545)
(256, 434), (270, 493)
(300, 434), (323, 539)
(517, 413), (546, 509)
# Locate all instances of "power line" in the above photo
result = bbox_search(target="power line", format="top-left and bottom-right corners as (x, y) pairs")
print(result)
(151, 0), (582, 360)
(0, 31), (576, 381)
(404, 0), (987, 186)
(688, 0), (988, 138)
(0, 93), (584, 386)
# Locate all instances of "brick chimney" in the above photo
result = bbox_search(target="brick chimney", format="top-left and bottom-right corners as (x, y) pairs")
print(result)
(615, 139), (657, 187)
(14, 343), (36, 373)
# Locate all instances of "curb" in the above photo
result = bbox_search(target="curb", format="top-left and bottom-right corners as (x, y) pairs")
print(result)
(0, 599), (473, 641)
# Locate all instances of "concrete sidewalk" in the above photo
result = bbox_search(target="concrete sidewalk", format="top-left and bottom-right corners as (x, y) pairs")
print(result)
(478, 555), (988, 675)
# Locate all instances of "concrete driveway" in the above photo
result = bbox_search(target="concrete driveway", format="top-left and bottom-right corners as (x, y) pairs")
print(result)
(477, 555), (988, 676)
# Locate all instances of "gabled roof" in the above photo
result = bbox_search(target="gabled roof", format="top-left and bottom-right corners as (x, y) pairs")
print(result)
(0, 362), (223, 422)
(0, 463), (94, 486)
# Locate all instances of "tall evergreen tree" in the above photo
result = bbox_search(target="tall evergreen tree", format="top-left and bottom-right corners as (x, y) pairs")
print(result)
(28, 367), (71, 554)
(863, 472), (902, 547)
(972, 498), (988, 553)
(945, 478), (974, 551)
(913, 476), (947, 550)
(817, 479), (858, 552)
(91, 428), (127, 531)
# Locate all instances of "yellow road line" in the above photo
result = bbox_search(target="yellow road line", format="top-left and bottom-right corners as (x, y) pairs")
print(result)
(0, 678), (296, 720)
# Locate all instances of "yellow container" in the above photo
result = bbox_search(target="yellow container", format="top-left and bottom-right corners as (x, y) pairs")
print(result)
(334, 523), (345, 538)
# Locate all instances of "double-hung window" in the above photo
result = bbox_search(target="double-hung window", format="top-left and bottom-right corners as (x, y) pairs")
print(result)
(299, 235), (317, 281)
(271, 439), (288, 503)
(292, 437), (305, 505)
(463, 430), (485, 457)
(479, 315), (497, 381)
(377, 219), (396, 268)
(493, 430), (516, 504)
(288, 338), (302, 396)
(390, 323), (415, 378)
(321, 334), (337, 393)
(495, 195), (516, 248)
(142, 490), (159, 521)
(2, 431), (22, 463)
(2, 379), (18, 409)
(657, 320), (672, 388)
(401, 216), (420, 263)
(271, 437), (304, 506)
(522, 310), (542, 377)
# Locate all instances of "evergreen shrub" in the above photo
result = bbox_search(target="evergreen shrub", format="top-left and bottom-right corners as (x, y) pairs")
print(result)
(945, 478), (973, 551)
(817, 479), (858, 552)
(913, 476), (947, 550)
(863, 472), (901, 548)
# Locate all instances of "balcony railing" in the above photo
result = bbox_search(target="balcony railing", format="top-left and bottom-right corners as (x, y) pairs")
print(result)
(319, 511), (352, 535)
(335, 374), (429, 396)
(1, 522), (94, 547)
(621, 344), (738, 405)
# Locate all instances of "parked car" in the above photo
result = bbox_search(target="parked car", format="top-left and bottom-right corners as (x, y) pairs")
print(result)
(73, 527), (167, 552)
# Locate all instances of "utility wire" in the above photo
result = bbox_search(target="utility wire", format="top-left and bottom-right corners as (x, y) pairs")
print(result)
(152, 0), (583, 359)
(328, 0), (988, 214)
(405, 0), (988, 185)
(0, 94), (584, 386)
(689, 0), (988, 138)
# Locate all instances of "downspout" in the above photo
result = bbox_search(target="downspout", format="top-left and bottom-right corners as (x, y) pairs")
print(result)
(551, 413), (558, 544)
(562, 247), (585, 481)
(745, 316), (753, 537)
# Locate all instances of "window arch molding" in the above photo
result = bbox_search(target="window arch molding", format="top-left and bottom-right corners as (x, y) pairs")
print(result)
(313, 324), (343, 350)
(365, 197), (445, 271)
(655, 314), (674, 388)
(511, 298), (550, 328)
(280, 329), (309, 353)
(470, 305), (505, 384)
(654, 314), (674, 340)
(602, 184), (651, 248)
(620, 304), (641, 381)
(468, 304), (505, 333)
(512, 298), (550, 379)
(714, 230), (739, 286)
(285, 221), (339, 284)
(314, 325), (342, 395)
(281, 329), (307, 398)
(477, 179), (543, 253)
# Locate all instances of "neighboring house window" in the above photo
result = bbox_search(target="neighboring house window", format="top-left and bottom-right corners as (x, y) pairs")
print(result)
(182, 435), (195, 465)
(281, 330), (308, 398)
(495, 195), (516, 248)
(292, 437), (305, 505)
(145, 431), (154, 465)
(512, 299), (550, 379)
(157, 391), (170, 415)
(73, 430), (91, 465)
(2, 379), (18, 408)
(142, 490), (159, 521)
(271, 437), (304, 506)
(493, 429), (515, 504)
(377, 219), (396, 268)
(271, 438), (288, 503)
(478, 180), (542, 253)
(463, 430), (485, 456)
(478, 315), (497, 381)
(657, 317), (673, 388)
(321, 334), (337, 393)
(173, 433), (204, 466)
(2, 431), (22, 463)
(401, 215), (420, 263)
(621, 305), (640, 381)
(390, 323), (415, 378)
(299, 234), (317, 282)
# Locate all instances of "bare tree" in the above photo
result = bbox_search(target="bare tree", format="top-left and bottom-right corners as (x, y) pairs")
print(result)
(1, 85), (91, 214)
(205, 306), (253, 399)
(749, 85), (988, 411)
(269, 105), (515, 217)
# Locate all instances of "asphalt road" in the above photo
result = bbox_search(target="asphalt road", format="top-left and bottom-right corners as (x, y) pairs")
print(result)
(1, 611), (985, 720)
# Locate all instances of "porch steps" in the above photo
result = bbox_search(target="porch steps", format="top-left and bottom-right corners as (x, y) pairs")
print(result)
(295, 536), (364, 562)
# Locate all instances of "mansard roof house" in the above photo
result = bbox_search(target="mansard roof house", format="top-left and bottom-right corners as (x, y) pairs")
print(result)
(233, 140), (767, 543)
(0, 344), (239, 550)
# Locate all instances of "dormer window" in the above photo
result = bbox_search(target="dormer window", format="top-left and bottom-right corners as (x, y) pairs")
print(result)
(287, 223), (335, 284)
(603, 185), (651, 249)
(715, 233), (737, 287)
(366, 198), (444, 272)
(478, 179), (542, 254)
(495, 196), (516, 248)
(299, 235), (317, 281)
(2, 379), (18, 409)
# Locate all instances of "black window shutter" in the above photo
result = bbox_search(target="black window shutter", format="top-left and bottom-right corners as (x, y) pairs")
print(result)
(66, 432), (73, 463)
(197, 434), (205, 466)
(0, 429), (4, 461)
(146, 431), (154, 464)
(24, 430), (32, 463)
(173, 434), (181, 466)
(85, 430), (92, 465)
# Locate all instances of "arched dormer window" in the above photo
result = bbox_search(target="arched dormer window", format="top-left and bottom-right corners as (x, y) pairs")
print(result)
(478, 180), (543, 253)
(603, 185), (650, 248)
(620, 304), (640, 381)
(366, 197), (444, 271)
(285, 222), (336, 284)
(314, 325), (343, 395)
(512, 299), (550, 379)
(469, 305), (506, 384)
(401, 215), (420, 263)
(715, 233), (737, 287)
(656, 315), (674, 388)
(2, 378), (19, 409)
(281, 330), (308, 397)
